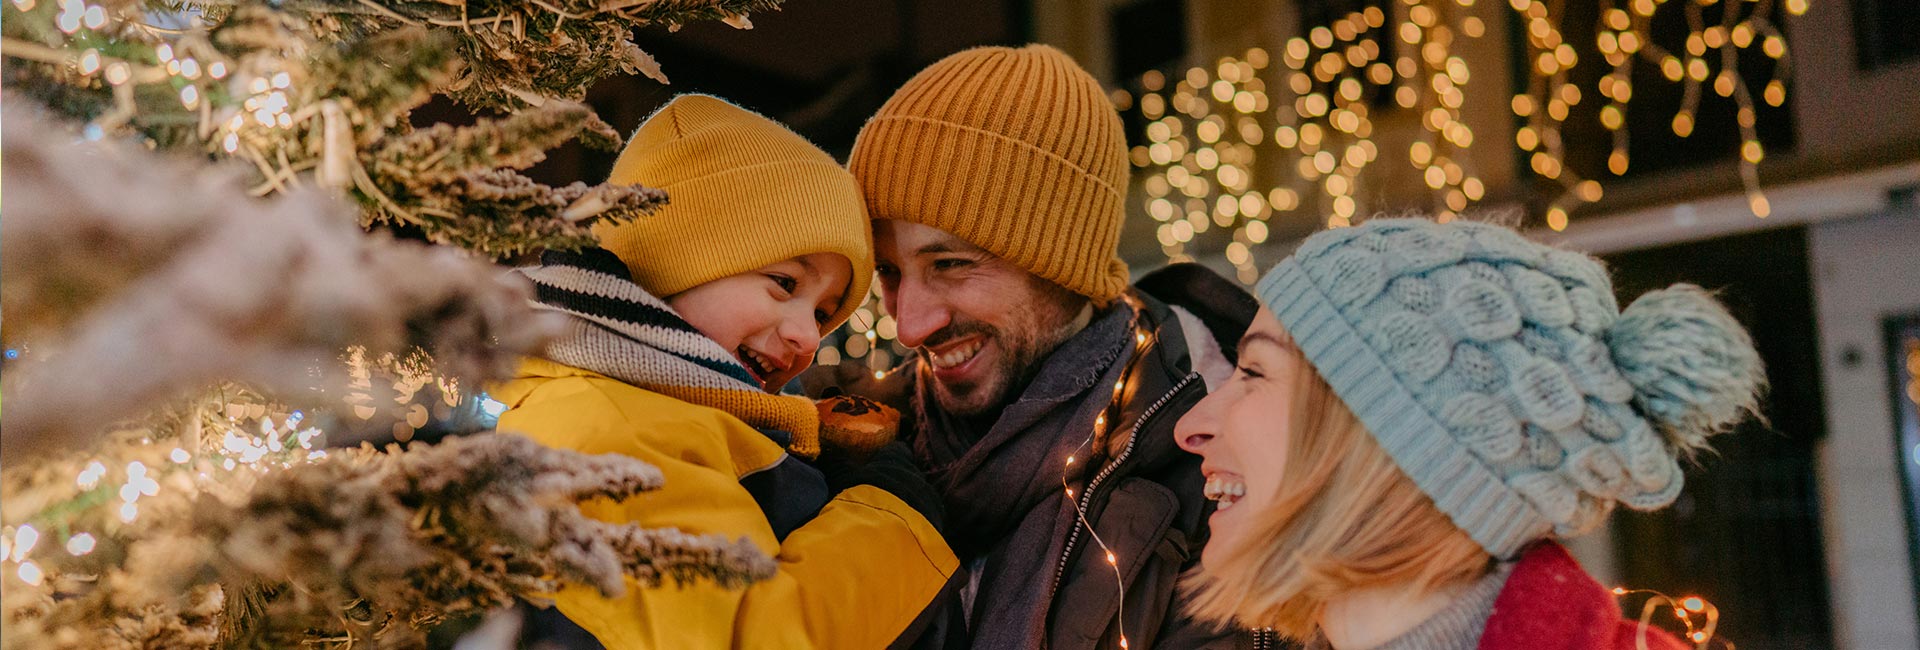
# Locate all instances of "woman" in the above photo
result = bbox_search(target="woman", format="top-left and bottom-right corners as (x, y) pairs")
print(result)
(1174, 217), (1763, 649)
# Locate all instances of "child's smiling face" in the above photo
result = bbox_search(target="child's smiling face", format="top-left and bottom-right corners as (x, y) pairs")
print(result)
(668, 253), (853, 392)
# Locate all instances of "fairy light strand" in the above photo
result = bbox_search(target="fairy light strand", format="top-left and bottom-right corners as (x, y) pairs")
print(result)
(0, 350), (466, 590)
(1054, 316), (1160, 650)
(824, 286), (906, 369)
(3, 0), (328, 189)
(1118, 0), (1806, 264)
(1611, 586), (1732, 649)
(1, 406), (331, 590)
(1121, 49), (1281, 285)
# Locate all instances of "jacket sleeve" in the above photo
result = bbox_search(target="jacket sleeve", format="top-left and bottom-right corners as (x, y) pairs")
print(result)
(498, 378), (959, 649)
(735, 485), (960, 648)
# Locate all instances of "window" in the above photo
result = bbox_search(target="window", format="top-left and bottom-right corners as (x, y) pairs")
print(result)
(1854, 0), (1920, 70)
(1111, 0), (1187, 83)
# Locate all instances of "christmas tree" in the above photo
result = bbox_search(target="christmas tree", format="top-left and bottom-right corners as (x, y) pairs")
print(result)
(1, 0), (785, 646)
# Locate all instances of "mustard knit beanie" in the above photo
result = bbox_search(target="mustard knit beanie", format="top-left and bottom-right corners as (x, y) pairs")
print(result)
(848, 44), (1131, 304)
(596, 94), (873, 330)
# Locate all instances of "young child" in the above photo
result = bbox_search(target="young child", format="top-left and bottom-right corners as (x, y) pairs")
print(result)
(491, 94), (956, 649)
(1172, 217), (1765, 649)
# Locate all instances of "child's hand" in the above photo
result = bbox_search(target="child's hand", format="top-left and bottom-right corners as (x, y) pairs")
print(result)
(823, 441), (944, 534)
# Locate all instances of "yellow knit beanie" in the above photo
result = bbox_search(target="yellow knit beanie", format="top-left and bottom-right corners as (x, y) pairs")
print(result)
(848, 44), (1131, 304)
(597, 94), (873, 330)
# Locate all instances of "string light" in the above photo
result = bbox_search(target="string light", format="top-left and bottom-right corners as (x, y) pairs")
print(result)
(1614, 587), (1728, 648)
(1125, 0), (1797, 247)
(1051, 315), (1163, 650)
(1127, 48), (1279, 284)
(11, 525), (40, 562)
(826, 288), (910, 366)
(1524, 0), (1790, 226)
(102, 60), (130, 85)
(76, 460), (107, 489)
(14, 401), (345, 580)
(65, 533), (96, 556)
(17, 561), (45, 586)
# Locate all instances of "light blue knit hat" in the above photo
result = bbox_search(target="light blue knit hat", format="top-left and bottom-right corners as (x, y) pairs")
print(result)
(1256, 218), (1765, 559)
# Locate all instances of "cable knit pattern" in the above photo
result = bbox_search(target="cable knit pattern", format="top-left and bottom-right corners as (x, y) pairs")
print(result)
(1257, 218), (1764, 558)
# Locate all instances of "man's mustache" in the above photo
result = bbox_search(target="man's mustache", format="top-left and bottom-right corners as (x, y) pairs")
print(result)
(919, 321), (998, 353)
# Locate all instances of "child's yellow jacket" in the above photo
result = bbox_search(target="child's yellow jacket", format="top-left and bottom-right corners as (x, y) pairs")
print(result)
(492, 357), (958, 649)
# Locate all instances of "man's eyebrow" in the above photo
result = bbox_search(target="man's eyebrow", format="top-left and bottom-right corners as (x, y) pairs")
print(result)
(792, 256), (818, 273)
(914, 239), (987, 256)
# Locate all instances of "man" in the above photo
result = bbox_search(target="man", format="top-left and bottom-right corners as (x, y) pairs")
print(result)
(826, 44), (1272, 649)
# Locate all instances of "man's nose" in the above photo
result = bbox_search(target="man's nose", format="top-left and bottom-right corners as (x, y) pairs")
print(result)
(887, 276), (951, 349)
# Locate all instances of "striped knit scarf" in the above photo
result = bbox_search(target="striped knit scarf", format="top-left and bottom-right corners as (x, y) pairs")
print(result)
(514, 248), (820, 457)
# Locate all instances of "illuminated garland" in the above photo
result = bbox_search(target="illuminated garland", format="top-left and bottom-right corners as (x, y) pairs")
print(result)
(819, 288), (904, 376)
(2, 404), (330, 589)
(1, 1), (792, 644)
(1517, 0), (1799, 227)
(1116, 0), (1806, 277)
(1613, 586), (1732, 649)
(1058, 315), (1157, 650)
(0, 0), (786, 257)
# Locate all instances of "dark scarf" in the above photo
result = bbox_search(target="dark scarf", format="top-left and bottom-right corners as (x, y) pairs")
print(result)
(909, 301), (1138, 646)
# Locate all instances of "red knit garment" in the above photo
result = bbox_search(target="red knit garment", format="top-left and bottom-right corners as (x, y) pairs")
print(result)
(1477, 542), (1694, 650)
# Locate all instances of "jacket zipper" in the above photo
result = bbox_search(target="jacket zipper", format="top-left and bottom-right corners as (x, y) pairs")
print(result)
(1046, 371), (1202, 608)
(1253, 627), (1275, 649)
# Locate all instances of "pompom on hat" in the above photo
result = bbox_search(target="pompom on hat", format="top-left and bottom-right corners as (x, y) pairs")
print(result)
(1255, 217), (1765, 559)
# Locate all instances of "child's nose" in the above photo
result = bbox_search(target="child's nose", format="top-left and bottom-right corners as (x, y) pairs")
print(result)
(780, 314), (820, 358)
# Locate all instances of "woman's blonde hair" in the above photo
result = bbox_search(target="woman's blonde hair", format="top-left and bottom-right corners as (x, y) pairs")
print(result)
(1181, 327), (1492, 637)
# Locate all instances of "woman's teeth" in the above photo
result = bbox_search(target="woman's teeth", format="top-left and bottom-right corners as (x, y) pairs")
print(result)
(1203, 474), (1246, 510)
(929, 339), (984, 370)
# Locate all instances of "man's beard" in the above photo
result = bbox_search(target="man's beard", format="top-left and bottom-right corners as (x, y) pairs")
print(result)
(920, 308), (1087, 419)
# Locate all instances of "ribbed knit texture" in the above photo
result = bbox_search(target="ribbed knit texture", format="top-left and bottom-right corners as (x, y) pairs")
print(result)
(1303, 563), (1512, 650)
(848, 44), (1131, 304)
(598, 94), (872, 331)
(1257, 218), (1764, 559)
(517, 248), (820, 457)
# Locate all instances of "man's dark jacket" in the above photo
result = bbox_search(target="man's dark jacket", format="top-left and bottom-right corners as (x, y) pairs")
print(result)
(811, 265), (1284, 650)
